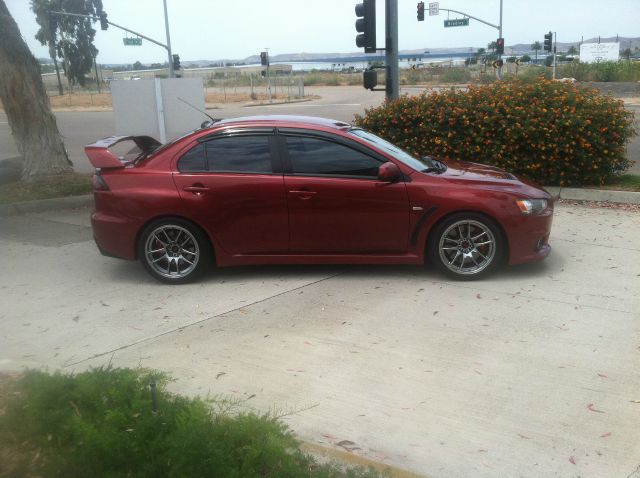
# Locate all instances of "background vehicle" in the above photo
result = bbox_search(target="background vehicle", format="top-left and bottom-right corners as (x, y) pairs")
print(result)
(85, 115), (553, 283)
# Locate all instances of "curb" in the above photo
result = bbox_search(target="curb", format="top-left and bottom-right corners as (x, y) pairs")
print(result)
(301, 442), (427, 478)
(544, 186), (640, 205)
(0, 195), (93, 217)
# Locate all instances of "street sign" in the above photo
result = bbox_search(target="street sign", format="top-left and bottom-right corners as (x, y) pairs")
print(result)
(428, 2), (439, 15)
(444, 18), (469, 27)
(122, 37), (142, 46)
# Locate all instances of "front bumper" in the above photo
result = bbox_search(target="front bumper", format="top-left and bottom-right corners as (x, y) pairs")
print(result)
(506, 210), (554, 265)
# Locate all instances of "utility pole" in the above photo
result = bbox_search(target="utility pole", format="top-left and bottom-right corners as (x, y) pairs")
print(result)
(266, 48), (272, 103)
(386, 0), (399, 100)
(498, 0), (503, 80)
(163, 0), (174, 78)
(552, 32), (557, 80)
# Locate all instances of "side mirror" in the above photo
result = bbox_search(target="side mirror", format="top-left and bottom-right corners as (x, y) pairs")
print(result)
(378, 162), (401, 183)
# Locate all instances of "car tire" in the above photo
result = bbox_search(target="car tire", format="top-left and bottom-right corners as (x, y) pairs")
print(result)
(427, 213), (504, 280)
(138, 218), (212, 284)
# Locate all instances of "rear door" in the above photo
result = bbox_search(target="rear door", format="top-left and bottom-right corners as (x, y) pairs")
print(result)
(172, 130), (289, 255)
(279, 130), (411, 254)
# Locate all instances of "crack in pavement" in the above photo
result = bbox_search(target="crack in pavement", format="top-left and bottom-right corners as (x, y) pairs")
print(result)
(63, 271), (345, 367)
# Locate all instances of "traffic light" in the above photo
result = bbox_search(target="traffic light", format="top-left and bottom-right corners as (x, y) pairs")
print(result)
(99, 11), (108, 30)
(172, 54), (181, 71)
(355, 0), (376, 53)
(417, 2), (425, 21)
(363, 69), (377, 90)
(543, 32), (553, 52)
(496, 37), (504, 55)
(260, 51), (268, 66)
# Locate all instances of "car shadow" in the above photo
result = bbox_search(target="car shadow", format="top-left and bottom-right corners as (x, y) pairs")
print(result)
(105, 259), (556, 286)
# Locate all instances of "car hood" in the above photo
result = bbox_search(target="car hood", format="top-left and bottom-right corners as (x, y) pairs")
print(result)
(425, 158), (550, 198)
(441, 159), (517, 180)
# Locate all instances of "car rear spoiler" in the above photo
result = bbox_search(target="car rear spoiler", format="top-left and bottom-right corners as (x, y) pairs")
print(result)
(84, 135), (162, 169)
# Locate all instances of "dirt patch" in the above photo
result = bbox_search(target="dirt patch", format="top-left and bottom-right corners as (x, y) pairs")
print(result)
(48, 92), (112, 108)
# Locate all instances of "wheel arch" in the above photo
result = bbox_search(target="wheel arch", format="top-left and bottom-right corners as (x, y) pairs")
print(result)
(424, 209), (510, 264)
(134, 215), (216, 264)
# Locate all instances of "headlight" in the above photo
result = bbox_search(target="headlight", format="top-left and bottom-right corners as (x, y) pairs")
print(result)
(516, 199), (548, 215)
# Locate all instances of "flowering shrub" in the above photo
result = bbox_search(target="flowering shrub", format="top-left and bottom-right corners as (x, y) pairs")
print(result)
(354, 78), (636, 185)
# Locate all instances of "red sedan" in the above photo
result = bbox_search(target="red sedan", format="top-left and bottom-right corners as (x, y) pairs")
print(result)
(85, 115), (553, 283)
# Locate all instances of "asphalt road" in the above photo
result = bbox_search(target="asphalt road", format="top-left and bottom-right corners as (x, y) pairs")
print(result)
(2, 86), (636, 175)
(0, 203), (639, 477)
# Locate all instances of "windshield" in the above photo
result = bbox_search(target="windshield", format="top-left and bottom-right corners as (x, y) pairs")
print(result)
(349, 128), (435, 172)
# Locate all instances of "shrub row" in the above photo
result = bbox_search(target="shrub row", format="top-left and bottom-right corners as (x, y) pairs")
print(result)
(354, 78), (636, 186)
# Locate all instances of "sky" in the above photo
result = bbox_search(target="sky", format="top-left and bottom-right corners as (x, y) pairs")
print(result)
(6, 0), (640, 64)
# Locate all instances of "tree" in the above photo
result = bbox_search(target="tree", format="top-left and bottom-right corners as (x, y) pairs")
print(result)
(521, 54), (531, 63)
(31, 0), (103, 87)
(531, 41), (542, 62)
(132, 60), (143, 70)
(567, 45), (578, 56)
(0, 0), (72, 180)
(621, 48), (632, 61)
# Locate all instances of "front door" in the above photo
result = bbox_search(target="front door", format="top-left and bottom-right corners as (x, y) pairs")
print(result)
(281, 133), (410, 254)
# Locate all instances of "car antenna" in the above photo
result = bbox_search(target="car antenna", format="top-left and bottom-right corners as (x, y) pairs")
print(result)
(177, 97), (219, 127)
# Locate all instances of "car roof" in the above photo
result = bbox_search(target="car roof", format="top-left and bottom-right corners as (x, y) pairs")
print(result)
(212, 115), (352, 131)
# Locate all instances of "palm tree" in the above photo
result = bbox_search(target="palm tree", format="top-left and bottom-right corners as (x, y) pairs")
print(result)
(531, 41), (542, 63)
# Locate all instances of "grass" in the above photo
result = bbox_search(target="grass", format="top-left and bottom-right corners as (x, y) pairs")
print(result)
(0, 367), (387, 478)
(0, 173), (93, 205)
(590, 173), (640, 191)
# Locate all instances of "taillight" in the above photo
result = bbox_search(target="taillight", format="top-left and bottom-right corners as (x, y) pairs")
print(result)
(93, 174), (110, 191)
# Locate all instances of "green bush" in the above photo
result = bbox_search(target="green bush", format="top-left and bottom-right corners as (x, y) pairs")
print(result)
(0, 368), (384, 478)
(557, 61), (640, 82)
(354, 78), (636, 186)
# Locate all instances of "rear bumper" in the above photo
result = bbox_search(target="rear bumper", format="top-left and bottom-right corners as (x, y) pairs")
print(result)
(91, 211), (139, 260)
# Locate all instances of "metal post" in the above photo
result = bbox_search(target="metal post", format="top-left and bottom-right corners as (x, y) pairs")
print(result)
(266, 48), (272, 103)
(385, 0), (399, 101)
(163, 0), (174, 78)
(93, 54), (101, 94)
(498, 0), (503, 38)
(552, 32), (557, 80)
(497, 0), (503, 80)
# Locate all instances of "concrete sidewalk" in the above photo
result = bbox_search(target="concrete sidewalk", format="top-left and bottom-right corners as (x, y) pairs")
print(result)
(0, 202), (639, 477)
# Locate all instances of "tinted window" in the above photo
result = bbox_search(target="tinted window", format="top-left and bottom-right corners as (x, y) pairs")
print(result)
(286, 136), (381, 177)
(204, 135), (272, 173)
(177, 144), (206, 172)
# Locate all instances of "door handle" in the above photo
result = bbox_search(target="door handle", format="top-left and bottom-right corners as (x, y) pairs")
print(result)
(289, 190), (317, 200)
(183, 185), (210, 194)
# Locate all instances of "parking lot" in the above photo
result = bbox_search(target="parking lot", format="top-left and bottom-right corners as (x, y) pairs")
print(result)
(0, 201), (639, 477)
